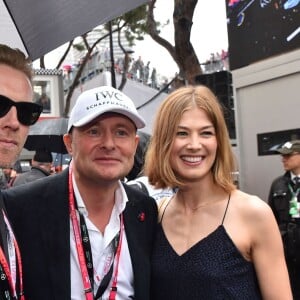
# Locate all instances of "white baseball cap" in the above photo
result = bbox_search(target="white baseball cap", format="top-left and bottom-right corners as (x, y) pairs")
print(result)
(68, 86), (145, 132)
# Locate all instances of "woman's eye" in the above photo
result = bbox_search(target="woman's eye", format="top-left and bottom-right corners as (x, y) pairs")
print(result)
(201, 131), (214, 137)
(176, 131), (188, 136)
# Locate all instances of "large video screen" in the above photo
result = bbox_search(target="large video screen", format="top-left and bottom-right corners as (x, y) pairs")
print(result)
(226, 0), (300, 70)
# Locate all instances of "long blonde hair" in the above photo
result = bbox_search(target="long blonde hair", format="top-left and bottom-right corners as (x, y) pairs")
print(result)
(144, 85), (236, 193)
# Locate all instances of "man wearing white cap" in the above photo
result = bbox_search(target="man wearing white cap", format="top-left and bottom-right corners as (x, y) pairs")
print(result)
(268, 139), (300, 299)
(3, 86), (158, 300)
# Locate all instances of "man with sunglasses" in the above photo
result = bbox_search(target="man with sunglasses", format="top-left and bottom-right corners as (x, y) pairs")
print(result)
(268, 139), (300, 299)
(0, 44), (42, 299)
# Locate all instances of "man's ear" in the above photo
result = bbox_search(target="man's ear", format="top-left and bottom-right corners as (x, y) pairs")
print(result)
(135, 134), (140, 152)
(63, 134), (73, 155)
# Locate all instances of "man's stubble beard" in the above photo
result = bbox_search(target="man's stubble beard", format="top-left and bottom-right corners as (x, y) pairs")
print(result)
(0, 148), (22, 169)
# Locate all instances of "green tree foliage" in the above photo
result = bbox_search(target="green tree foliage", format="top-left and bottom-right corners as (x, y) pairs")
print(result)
(106, 4), (159, 90)
(40, 1), (202, 114)
(39, 4), (152, 115)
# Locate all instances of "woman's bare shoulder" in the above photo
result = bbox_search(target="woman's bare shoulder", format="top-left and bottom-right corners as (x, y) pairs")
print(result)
(231, 189), (274, 220)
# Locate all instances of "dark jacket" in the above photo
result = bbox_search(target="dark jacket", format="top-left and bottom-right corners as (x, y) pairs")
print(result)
(0, 195), (15, 296)
(3, 168), (157, 300)
(0, 195), (9, 267)
(268, 171), (300, 263)
(12, 166), (51, 187)
(268, 171), (293, 228)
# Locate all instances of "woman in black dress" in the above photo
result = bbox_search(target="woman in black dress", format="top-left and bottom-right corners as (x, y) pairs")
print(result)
(144, 85), (292, 299)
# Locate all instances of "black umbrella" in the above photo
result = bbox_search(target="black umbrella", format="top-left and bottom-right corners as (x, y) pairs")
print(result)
(24, 117), (69, 154)
(0, 0), (147, 60)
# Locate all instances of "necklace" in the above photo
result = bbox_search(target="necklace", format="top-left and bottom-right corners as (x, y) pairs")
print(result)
(189, 198), (224, 211)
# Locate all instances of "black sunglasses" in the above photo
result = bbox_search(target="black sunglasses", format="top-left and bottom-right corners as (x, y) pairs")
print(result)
(0, 95), (43, 126)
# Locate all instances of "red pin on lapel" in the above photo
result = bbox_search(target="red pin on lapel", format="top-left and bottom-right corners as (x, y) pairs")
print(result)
(138, 212), (145, 222)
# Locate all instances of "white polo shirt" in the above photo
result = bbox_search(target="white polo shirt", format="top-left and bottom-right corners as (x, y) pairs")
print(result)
(70, 178), (134, 300)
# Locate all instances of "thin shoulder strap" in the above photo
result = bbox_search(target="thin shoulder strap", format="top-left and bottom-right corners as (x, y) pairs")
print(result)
(158, 197), (171, 223)
(221, 193), (231, 225)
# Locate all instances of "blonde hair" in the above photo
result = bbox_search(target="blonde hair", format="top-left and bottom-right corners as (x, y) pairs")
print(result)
(144, 85), (236, 193)
(0, 44), (33, 82)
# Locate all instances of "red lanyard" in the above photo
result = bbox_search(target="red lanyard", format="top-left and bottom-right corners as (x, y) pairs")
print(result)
(68, 165), (123, 300)
(0, 211), (24, 300)
(108, 215), (123, 300)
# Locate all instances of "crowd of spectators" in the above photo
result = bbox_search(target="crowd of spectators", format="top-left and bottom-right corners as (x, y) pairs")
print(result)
(62, 48), (230, 93)
(202, 49), (229, 74)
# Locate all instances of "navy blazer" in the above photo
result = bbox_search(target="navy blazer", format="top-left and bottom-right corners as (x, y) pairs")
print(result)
(3, 168), (157, 300)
